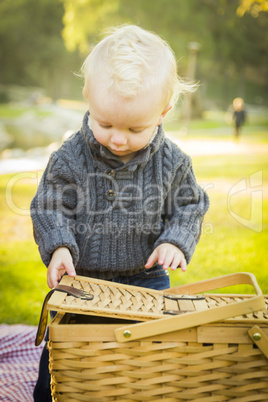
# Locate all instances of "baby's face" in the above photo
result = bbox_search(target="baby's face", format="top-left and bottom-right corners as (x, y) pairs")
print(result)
(88, 85), (169, 163)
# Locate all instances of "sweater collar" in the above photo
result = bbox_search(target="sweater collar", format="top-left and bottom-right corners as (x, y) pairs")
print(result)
(82, 111), (165, 169)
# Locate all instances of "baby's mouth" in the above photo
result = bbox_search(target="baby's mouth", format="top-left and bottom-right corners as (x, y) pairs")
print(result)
(110, 147), (128, 154)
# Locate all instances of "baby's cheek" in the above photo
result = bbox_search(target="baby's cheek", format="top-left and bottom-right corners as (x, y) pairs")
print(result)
(132, 138), (149, 151)
(92, 130), (107, 147)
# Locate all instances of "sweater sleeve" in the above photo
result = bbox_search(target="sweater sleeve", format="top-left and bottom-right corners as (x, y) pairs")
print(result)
(30, 151), (80, 267)
(154, 152), (209, 264)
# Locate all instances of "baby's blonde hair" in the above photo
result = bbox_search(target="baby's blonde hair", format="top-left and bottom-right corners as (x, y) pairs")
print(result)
(82, 25), (194, 107)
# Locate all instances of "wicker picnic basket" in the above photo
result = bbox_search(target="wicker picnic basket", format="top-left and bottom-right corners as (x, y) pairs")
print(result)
(39, 272), (268, 401)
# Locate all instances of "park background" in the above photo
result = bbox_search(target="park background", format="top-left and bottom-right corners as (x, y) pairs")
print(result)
(0, 0), (267, 325)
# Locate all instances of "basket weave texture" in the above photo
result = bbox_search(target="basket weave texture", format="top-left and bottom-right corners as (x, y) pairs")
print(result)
(48, 275), (165, 320)
(47, 274), (268, 401)
(47, 275), (267, 322)
(49, 319), (268, 401)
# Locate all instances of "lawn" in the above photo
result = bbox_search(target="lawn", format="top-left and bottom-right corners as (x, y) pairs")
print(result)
(0, 117), (267, 325)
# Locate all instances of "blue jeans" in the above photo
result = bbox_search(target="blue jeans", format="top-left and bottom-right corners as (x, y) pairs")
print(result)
(33, 266), (170, 401)
(112, 265), (170, 290)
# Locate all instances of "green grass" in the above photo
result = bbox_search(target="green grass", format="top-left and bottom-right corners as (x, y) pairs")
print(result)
(0, 124), (267, 325)
(192, 153), (268, 180)
(0, 103), (52, 118)
(0, 173), (50, 324)
(0, 241), (49, 324)
(163, 107), (268, 140)
(169, 130), (268, 293)
(170, 195), (268, 295)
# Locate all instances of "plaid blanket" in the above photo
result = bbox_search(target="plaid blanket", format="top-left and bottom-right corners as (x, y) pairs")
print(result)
(0, 324), (44, 402)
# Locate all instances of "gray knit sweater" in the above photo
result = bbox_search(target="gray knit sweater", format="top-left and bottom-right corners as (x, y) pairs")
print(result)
(31, 111), (209, 279)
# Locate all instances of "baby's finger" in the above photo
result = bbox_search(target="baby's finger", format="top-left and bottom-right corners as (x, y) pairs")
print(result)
(180, 256), (187, 272)
(47, 271), (59, 289)
(47, 276), (53, 289)
(47, 262), (64, 289)
(157, 247), (167, 266)
(169, 253), (183, 271)
(145, 249), (158, 268)
(66, 262), (76, 278)
(162, 252), (174, 270)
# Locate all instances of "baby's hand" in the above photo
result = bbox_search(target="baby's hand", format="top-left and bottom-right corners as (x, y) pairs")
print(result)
(145, 243), (187, 272)
(47, 247), (76, 289)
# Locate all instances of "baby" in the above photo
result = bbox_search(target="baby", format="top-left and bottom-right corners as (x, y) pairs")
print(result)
(31, 25), (209, 292)
(31, 24), (209, 401)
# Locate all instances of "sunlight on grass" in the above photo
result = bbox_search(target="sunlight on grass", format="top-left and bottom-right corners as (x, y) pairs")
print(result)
(0, 241), (48, 325)
(0, 174), (49, 325)
(0, 103), (52, 118)
(192, 153), (268, 180)
(170, 215), (268, 294)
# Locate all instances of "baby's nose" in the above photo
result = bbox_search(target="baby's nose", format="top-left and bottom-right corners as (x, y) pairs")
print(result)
(111, 132), (127, 145)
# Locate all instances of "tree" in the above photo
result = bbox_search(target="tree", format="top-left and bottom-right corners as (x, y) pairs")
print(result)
(59, 0), (268, 105)
(1, 0), (267, 104)
(61, 0), (120, 53)
(0, 0), (80, 98)
(237, 0), (268, 16)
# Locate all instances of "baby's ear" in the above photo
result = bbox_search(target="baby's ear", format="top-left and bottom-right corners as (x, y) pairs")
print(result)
(82, 86), (89, 100)
(157, 104), (172, 125)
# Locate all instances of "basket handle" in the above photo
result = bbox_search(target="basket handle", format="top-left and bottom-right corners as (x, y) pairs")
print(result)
(162, 272), (262, 296)
(35, 285), (94, 346)
(114, 272), (265, 343)
(248, 325), (268, 359)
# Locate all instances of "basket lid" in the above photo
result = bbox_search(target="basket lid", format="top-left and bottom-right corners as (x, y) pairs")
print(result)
(35, 272), (266, 346)
(47, 274), (267, 323)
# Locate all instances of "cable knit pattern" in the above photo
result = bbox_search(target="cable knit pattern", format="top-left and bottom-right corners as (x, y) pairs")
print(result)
(31, 111), (209, 279)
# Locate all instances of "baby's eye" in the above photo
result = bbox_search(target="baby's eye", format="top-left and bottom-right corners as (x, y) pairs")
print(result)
(129, 128), (144, 133)
(99, 123), (112, 129)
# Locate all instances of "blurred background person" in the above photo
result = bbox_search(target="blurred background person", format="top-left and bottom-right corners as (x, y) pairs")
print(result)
(233, 97), (246, 140)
